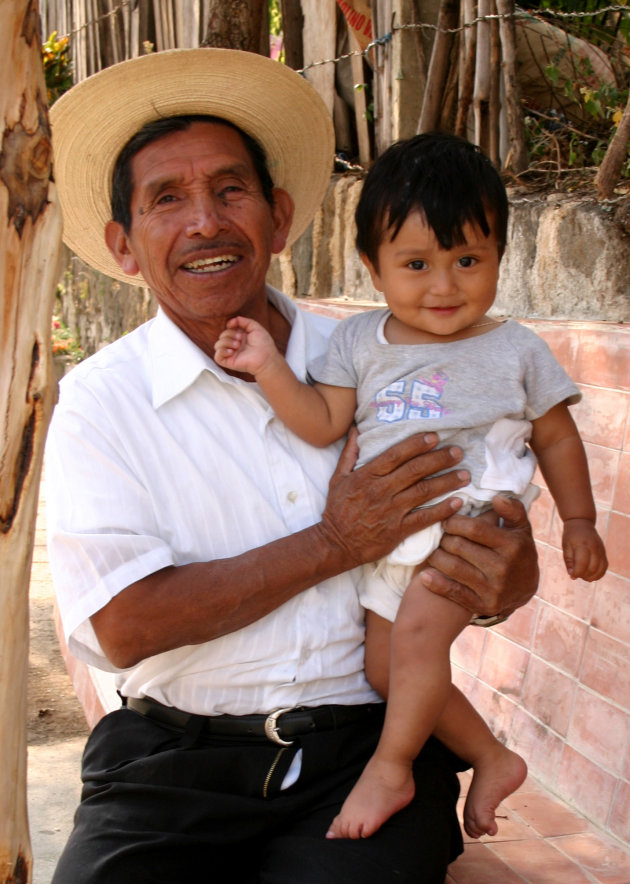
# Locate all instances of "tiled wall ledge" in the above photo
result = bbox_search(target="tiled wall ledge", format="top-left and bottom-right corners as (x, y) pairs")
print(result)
(302, 303), (630, 849)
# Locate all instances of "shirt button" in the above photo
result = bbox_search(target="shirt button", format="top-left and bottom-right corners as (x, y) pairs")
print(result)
(287, 491), (298, 503)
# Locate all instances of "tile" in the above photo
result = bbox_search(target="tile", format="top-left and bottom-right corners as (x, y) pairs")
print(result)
(609, 780), (630, 845)
(585, 442), (621, 508)
(452, 625), (488, 676)
(503, 788), (591, 837)
(574, 329), (630, 394)
(571, 386), (628, 448)
(580, 629), (630, 712)
(467, 681), (519, 746)
(521, 656), (576, 737)
(490, 836), (595, 882)
(538, 547), (596, 622)
(530, 485), (555, 543)
(451, 667), (476, 699)
(556, 744), (617, 827)
(495, 597), (538, 649)
(613, 452), (630, 515)
(447, 841), (526, 883)
(529, 322), (580, 376)
(568, 688), (630, 774)
(510, 707), (565, 784)
(550, 831), (630, 883)
(533, 602), (589, 677)
(590, 572), (630, 645)
(606, 512), (630, 579)
(478, 632), (530, 700)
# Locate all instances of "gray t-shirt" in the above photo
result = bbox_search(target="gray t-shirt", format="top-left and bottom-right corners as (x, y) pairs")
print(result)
(308, 310), (580, 492)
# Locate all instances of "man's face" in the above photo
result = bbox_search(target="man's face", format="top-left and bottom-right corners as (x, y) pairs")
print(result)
(105, 121), (293, 334)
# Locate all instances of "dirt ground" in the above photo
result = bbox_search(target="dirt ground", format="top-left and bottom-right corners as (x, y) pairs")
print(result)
(28, 589), (89, 747)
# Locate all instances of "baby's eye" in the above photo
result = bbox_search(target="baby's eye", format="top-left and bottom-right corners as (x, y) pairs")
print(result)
(408, 259), (427, 271)
(457, 256), (477, 268)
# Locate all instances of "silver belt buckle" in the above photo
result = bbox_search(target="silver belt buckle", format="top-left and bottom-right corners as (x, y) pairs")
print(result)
(264, 708), (294, 746)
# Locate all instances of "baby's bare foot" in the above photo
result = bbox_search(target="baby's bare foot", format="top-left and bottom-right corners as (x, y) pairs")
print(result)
(326, 756), (415, 840)
(464, 745), (527, 839)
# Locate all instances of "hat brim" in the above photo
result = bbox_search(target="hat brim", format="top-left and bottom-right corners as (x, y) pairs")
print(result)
(50, 48), (335, 287)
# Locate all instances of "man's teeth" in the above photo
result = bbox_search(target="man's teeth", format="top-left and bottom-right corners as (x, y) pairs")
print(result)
(183, 256), (238, 272)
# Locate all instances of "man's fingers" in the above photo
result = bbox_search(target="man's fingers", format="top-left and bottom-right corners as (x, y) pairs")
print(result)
(331, 426), (360, 478)
(422, 495), (538, 617)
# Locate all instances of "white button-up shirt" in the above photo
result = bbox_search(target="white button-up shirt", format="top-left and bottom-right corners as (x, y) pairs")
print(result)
(46, 287), (379, 715)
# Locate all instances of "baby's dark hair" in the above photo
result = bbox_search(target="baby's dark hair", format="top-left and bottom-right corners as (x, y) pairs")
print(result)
(355, 132), (508, 267)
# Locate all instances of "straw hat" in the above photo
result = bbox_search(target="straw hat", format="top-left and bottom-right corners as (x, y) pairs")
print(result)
(50, 48), (335, 286)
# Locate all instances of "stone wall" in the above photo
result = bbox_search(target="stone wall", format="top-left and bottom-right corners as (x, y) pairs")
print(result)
(268, 175), (630, 322)
(56, 176), (630, 358)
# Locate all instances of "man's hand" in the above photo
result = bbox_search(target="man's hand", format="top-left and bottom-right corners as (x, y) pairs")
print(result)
(319, 429), (469, 568)
(420, 494), (539, 618)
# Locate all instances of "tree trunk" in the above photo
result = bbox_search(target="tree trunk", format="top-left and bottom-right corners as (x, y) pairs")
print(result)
(417, 0), (460, 133)
(496, 0), (528, 172)
(280, 0), (304, 69)
(473, 0), (491, 152)
(595, 90), (630, 200)
(455, 0), (477, 138)
(0, 2), (62, 881)
(489, 8), (501, 165)
(201, 0), (269, 55)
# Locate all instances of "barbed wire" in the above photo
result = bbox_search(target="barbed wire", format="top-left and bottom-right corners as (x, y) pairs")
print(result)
(56, 1), (630, 60)
(299, 5), (630, 74)
(59, 0), (132, 40)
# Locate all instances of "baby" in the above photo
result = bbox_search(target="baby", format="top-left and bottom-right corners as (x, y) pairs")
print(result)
(215, 132), (607, 841)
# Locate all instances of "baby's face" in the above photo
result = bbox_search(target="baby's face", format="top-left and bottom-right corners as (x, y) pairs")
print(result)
(362, 211), (502, 344)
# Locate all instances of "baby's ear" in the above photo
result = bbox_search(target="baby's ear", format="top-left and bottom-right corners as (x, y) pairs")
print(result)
(360, 252), (383, 293)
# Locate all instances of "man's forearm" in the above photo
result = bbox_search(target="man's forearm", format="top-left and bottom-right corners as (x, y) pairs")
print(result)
(91, 520), (353, 669)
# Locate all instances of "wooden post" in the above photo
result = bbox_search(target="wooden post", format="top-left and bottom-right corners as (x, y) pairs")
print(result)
(0, 2), (62, 880)
(473, 0), (491, 152)
(595, 89), (630, 200)
(418, 0), (460, 134)
(496, 0), (528, 172)
(348, 28), (371, 164)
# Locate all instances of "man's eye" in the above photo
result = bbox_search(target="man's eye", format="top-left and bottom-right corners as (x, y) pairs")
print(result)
(218, 185), (245, 201)
(156, 193), (178, 205)
(458, 256), (477, 268)
(408, 260), (427, 271)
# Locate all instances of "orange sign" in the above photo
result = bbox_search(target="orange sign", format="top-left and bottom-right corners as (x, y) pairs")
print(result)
(336, 0), (373, 50)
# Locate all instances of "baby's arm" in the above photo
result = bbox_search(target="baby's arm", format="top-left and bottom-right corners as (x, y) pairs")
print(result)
(530, 402), (607, 581)
(214, 316), (357, 447)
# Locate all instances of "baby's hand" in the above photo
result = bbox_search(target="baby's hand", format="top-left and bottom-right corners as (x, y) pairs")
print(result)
(563, 519), (608, 581)
(214, 316), (278, 376)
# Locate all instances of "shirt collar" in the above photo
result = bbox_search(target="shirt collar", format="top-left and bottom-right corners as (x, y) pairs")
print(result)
(148, 285), (312, 409)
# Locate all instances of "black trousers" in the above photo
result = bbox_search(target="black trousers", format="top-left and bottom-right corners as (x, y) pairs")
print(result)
(52, 705), (465, 884)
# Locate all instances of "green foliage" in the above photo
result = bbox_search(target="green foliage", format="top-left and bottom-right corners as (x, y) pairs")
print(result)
(51, 316), (84, 363)
(522, 1), (630, 184)
(42, 31), (72, 105)
(269, 0), (282, 36)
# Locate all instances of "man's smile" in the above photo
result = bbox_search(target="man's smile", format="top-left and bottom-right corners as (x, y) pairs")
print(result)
(182, 255), (240, 273)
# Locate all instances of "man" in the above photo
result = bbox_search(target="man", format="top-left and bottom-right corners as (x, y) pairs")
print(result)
(47, 48), (538, 883)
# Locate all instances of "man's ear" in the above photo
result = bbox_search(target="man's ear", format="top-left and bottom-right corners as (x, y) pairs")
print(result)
(104, 221), (140, 276)
(360, 252), (384, 293)
(270, 188), (295, 255)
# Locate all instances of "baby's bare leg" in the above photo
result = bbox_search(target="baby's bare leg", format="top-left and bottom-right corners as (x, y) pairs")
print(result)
(327, 574), (470, 840)
(434, 685), (527, 837)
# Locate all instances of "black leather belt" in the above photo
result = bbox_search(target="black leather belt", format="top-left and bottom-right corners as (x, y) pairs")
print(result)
(124, 696), (383, 746)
